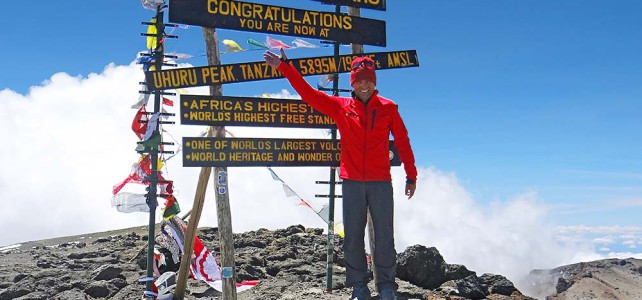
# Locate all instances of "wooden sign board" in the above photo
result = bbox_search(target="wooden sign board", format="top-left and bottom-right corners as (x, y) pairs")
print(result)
(169, 0), (386, 46)
(145, 50), (418, 90)
(313, 0), (386, 11)
(180, 94), (335, 128)
(183, 137), (402, 167)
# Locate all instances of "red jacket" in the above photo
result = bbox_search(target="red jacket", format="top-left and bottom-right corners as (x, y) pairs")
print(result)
(278, 61), (417, 182)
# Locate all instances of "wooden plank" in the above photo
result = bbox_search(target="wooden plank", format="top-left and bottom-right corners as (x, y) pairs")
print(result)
(179, 94), (335, 128)
(169, 0), (386, 46)
(144, 50), (419, 90)
(173, 154), (213, 299)
(182, 137), (403, 167)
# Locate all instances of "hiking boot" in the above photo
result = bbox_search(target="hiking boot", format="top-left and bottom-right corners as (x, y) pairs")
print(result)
(378, 288), (397, 300)
(350, 284), (371, 300)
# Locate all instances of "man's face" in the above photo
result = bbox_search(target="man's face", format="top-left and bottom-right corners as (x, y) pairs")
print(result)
(352, 79), (375, 102)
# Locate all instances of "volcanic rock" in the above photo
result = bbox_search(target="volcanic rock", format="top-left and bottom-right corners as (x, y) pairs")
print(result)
(0, 225), (534, 299)
(524, 258), (642, 300)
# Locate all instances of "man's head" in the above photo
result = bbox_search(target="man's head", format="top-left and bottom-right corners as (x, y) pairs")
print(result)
(350, 57), (377, 101)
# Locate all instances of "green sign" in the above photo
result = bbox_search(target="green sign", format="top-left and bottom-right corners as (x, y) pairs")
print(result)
(180, 95), (335, 128)
(183, 137), (402, 167)
(169, 0), (386, 46)
(145, 50), (418, 90)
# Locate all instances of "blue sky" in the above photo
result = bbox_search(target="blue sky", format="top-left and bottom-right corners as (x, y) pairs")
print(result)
(1, 0), (642, 282)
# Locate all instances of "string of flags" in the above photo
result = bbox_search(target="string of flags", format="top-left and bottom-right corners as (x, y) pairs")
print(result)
(118, 8), (262, 297)
(142, 15), (339, 57)
(267, 166), (345, 237)
(267, 167), (331, 224)
(219, 130), (335, 227)
(221, 36), (323, 53)
(150, 216), (258, 298)
(113, 11), (183, 223)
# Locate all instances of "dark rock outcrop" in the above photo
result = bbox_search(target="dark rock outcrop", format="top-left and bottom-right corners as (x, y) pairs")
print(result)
(478, 273), (516, 296)
(396, 245), (529, 299)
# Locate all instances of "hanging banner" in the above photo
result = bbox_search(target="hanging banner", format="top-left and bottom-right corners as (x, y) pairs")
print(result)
(168, 0), (386, 46)
(180, 94), (335, 128)
(313, 0), (386, 11)
(145, 50), (418, 90)
(182, 137), (402, 167)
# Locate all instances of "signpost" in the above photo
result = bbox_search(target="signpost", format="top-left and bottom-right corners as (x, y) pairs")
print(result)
(144, 50), (419, 90)
(169, 0), (386, 46)
(135, 0), (422, 298)
(182, 137), (402, 167)
(180, 95), (335, 128)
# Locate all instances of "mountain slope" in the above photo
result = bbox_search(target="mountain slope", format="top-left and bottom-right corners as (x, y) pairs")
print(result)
(0, 224), (534, 300)
(526, 258), (642, 300)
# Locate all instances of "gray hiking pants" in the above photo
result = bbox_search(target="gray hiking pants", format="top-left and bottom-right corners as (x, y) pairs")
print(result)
(342, 180), (398, 291)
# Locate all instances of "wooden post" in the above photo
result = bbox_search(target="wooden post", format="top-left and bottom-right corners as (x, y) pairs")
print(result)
(173, 130), (213, 299)
(174, 27), (237, 300)
(348, 5), (380, 292)
(204, 27), (238, 300)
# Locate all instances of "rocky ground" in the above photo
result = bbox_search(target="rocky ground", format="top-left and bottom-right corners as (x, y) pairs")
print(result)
(0, 223), (570, 299)
(525, 258), (642, 300)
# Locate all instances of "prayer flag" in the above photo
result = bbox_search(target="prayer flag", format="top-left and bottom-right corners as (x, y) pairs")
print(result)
(222, 39), (244, 53)
(266, 36), (292, 49)
(292, 38), (318, 48)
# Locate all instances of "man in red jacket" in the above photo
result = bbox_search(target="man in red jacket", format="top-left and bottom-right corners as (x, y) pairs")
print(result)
(264, 49), (417, 300)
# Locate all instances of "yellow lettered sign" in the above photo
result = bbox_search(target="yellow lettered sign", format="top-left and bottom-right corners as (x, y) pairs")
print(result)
(183, 137), (402, 167)
(145, 50), (419, 90)
(169, 0), (386, 46)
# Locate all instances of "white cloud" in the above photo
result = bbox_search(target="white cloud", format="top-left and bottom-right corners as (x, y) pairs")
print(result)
(557, 225), (642, 235)
(391, 172), (599, 290)
(605, 251), (642, 259)
(2, 63), (641, 299)
(592, 237), (615, 245)
(620, 234), (637, 240)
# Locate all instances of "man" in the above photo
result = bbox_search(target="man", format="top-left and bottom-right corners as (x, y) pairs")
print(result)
(264, 49), (417, 300)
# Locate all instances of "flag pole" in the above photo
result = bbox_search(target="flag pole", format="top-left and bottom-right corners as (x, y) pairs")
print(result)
(144, 6), (164, 299)
(325, 3), (342, 293)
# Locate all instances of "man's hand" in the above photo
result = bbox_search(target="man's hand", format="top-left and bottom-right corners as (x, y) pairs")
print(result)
(263, 48), (287, 68)
(405, 183), (416, 199)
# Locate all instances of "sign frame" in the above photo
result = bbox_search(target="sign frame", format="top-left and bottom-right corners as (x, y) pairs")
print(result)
(145, 50), (419, 90)
(169, 0), (386, 46)
(182, 137), (402, 167)
(180, 94), (336, 128)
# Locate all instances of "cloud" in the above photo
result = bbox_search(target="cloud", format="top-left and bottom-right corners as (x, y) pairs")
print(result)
(2, 62), (641, 299)
(557, 225), (642, 234)
(391, 171), (598, 287)
(556, 225), (642, 260)
(592, 237), (615, 245)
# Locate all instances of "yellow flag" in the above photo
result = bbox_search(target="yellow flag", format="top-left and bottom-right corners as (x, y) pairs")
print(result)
(222, 39), (244, 53)
(334, 223), (345, 238)
(147, 18), (158, 50)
